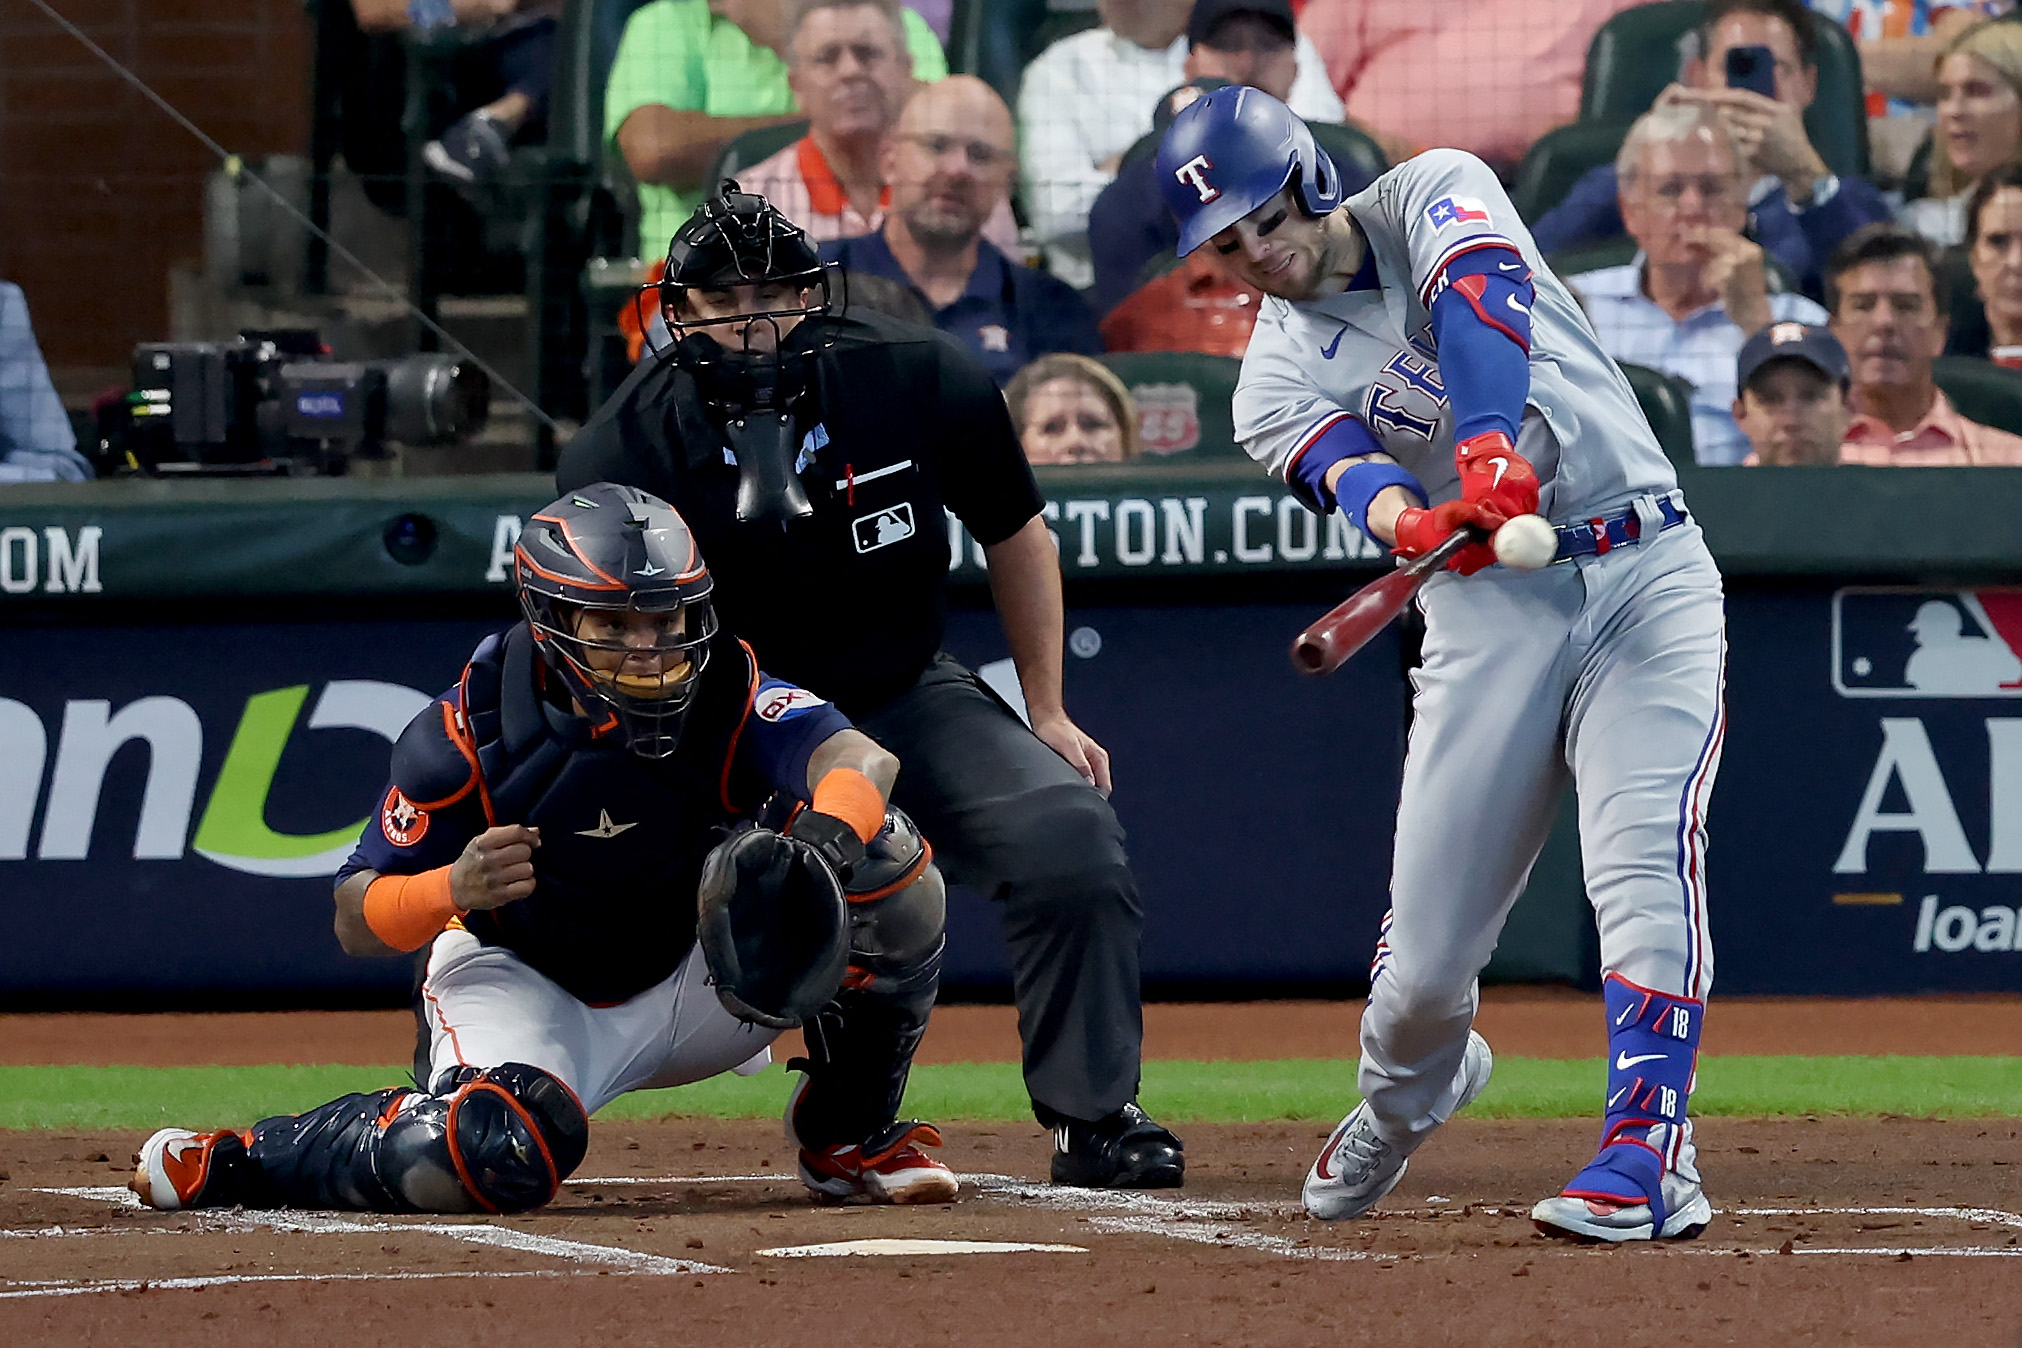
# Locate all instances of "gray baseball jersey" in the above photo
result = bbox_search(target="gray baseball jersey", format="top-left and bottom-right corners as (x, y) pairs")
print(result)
(1252, 151), (1728, 1214)
(1235, 149), (1676, 523)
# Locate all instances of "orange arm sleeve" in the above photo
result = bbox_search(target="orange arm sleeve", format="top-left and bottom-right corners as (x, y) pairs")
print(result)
(811, 767), (886, 844)
(362, 866), (463, 952)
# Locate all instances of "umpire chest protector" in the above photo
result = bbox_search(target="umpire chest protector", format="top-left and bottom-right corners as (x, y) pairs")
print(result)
(455, 623), (762, 1006)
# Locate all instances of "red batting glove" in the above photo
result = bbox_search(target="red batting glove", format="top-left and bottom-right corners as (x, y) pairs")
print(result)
(1455, 430), (1540, 528)
(1393, 500), (1498, 576)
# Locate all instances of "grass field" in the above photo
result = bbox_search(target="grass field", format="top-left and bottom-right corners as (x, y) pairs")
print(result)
(5, 1055), (2019, 1131)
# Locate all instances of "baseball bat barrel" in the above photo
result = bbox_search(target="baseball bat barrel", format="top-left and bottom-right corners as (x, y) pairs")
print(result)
(1290, 527), (1482, 676)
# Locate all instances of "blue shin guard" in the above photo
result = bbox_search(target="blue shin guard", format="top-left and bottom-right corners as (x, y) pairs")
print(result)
(1561, 974), (1702, 1228)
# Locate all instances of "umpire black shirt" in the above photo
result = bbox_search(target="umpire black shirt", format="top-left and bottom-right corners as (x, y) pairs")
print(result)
(557, 311), (1044, 716)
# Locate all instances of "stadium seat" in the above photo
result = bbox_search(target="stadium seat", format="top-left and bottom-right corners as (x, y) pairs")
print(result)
(1509, 120), (1632, 224)
(1618, 361), (1699, 470)
(705, 120), (813, 192)
(1098, 351), (1246, 459)
(1580, 0), (1870, 178)
(1933, 356), (2022, 437)
(950, 0), (1098, 107)
(1116, 117), (1388, 184)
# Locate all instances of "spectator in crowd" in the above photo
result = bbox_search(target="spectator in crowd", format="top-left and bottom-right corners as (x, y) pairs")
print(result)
(0, 283), (92, 482)
(1006, 354), (1144, 466)
(1296, 0), (1639, 171)
(1733, 320), (1855, 463)
(736, 0), (1019, 248)
(608, 0), (948, 256)
(1828, 221), (2022, 460)
(1902, 18), (2022, 245)
(1564, 101), (1830, 465)
(1019, 0), (1343, 288)
(350, 0), (558, 188)
(1534, 0), (1890, 298)
(1807, 1), (2011, 112)
(1951, 159), (2022, 361)
(823, 78), (1102, 386)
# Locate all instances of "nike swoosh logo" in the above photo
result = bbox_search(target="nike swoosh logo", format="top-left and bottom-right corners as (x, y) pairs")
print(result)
(1313, 1118), (1353, 1180)
(1320, 325), (1349, 359)
(1505, 295), (1530, 315)
(1497, 261), (1523, 273)
(1489, 456), (1509, 489)
(1615, 1003), (1636, 1026)
(1616, 1052), (1666, 1070)
(1607, 1086), (1629, 1109)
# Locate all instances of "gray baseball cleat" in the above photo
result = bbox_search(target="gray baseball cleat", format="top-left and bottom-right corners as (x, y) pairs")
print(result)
(1302, 1030), (1494, 1221)
(1530, 1172), (1713, 1242)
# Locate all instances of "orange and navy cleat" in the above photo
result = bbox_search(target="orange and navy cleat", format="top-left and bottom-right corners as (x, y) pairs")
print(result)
(797, 1120), (960, 1205)
(129, 1128), (244, 1210)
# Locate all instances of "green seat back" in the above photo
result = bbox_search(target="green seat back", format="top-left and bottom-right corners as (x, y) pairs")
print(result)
(1099, 351), (1246, 459)
(706, 119), (812, 194)
(1581, 0), (1869, 178)
(1618, 360), (1699, 470)
(1509, 120), (1632, 223)
(1933, 356), (2022, 437)
(951, 0), (1095, 108)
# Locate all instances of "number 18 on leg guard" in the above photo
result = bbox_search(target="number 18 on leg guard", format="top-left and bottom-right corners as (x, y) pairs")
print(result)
(1532, 975), (1712, 1243)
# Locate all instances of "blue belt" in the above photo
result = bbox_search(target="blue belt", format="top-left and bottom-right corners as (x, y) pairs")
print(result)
(1552, 495), (1688, 563)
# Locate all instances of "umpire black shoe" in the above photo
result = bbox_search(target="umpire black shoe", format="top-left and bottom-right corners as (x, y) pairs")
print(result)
(1050, 1103), (1185, 1188)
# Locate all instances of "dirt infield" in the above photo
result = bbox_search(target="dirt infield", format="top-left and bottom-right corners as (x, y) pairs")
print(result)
(2, 996), (2018, 1345)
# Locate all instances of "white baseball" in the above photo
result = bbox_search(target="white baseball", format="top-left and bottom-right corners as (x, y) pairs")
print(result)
(1491, 514), (1557, 571)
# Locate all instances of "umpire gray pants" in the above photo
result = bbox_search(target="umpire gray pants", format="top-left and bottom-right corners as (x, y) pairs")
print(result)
(856, 654), (1144, 1126)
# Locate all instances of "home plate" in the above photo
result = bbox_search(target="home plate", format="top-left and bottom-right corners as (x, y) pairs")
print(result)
(757, 1239), (1087, 1258)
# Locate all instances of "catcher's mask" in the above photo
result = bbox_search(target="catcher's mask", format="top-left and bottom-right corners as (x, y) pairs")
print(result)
(513, 483), (719, 758)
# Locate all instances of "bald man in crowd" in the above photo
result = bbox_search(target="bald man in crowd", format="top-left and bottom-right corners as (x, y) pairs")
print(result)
(820, 76), (1100, 385)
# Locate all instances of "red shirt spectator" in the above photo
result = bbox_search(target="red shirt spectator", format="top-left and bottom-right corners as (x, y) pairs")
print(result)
(1099, 252), (1262, 358)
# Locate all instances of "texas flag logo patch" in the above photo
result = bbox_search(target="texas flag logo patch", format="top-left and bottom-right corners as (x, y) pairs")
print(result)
(1425, 196), (1491, 231)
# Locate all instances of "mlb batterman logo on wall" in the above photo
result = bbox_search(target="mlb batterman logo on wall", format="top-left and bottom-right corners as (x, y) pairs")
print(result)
(1828, 588), (2022, 958)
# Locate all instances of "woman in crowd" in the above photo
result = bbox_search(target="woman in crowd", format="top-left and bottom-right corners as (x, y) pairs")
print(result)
(1903, 19), (2022, 246)
(1005, 354), (1142, 467)
(1947, 159), (2022, 363)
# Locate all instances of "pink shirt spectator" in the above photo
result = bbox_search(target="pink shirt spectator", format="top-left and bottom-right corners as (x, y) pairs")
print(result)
(738, 136), (1021, 251)
(1837, 388), (2022, 463)
(1297, 0), (1641, 166)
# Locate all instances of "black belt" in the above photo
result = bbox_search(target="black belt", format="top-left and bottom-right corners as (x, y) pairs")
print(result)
(1553, 496), (1688, 563)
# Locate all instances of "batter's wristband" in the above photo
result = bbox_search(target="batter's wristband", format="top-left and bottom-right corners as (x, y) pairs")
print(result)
(810, 767), (886, 844)
(1334, 461), (1428, 539)
(362, 866), (463, 952)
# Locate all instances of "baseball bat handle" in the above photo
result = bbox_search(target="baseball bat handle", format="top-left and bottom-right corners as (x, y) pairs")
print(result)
(1289, 526), (1485, 677)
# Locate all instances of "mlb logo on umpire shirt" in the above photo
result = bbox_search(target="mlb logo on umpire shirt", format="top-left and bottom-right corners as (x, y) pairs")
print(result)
(1832, 587), (2022, 697)
(853, 503), (916, 554)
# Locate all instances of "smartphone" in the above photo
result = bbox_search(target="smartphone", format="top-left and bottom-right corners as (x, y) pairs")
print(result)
(1725, 44), (1777, 98)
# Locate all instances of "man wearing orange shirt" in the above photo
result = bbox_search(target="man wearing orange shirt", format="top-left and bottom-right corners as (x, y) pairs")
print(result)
(1827, 223), (2022, 464)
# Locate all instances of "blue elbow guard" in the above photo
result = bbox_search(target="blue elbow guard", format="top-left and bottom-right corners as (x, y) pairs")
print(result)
(1334, 461), (1427, 538)
(1286, 414), (1385, 513)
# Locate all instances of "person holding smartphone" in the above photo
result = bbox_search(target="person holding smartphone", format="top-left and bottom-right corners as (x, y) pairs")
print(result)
(1533, 0), (1890, 297)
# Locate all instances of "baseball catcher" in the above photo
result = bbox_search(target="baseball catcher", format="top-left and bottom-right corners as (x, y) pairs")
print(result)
(130, 483), (955, 1214)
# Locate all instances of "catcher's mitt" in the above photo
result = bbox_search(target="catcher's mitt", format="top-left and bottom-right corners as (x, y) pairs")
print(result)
(696, 827), (849, 1029)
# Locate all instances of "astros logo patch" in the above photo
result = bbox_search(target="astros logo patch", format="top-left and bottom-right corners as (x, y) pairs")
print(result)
(381, 789), (430, 847)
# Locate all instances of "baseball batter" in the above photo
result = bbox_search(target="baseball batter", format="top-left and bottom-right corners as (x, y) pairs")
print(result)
(1158, 89), (1726, 1242)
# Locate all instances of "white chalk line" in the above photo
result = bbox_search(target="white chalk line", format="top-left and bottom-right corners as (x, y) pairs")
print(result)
(0, 1269), (639, 1301)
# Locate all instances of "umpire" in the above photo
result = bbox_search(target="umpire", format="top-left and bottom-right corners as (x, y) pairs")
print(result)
(558, 183), (1181, 1189)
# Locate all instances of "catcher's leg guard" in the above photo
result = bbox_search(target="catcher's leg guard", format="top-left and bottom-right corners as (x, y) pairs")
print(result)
(787, 843), (944, 1152)
(242, 1062), (588, 1213)
(1538, 975), (1709, 1239)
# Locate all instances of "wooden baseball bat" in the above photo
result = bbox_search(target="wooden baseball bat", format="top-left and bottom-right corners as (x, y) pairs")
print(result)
(1290, 527), (1485, 676)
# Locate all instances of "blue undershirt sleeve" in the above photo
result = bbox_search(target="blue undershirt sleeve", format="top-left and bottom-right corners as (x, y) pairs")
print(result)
(1427, 246), (1535, 444)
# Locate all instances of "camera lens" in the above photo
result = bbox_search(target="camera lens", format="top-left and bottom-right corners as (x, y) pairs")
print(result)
(383, 512), (439, 566)
(382, 355), (490, 446)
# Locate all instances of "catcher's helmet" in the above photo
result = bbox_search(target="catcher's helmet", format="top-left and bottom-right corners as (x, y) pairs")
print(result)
(513, 483), (718, 758)
(1155, 86), (1345, 256)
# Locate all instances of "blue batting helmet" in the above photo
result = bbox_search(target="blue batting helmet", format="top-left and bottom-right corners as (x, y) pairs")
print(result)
(1155, 86), (1345, 256)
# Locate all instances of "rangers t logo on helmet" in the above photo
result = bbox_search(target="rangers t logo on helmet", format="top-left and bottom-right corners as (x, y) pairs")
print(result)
(1174, 154), (1219, 204)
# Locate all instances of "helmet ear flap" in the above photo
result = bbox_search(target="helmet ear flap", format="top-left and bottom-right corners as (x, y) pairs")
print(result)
(1292, 123), (1344, 218)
